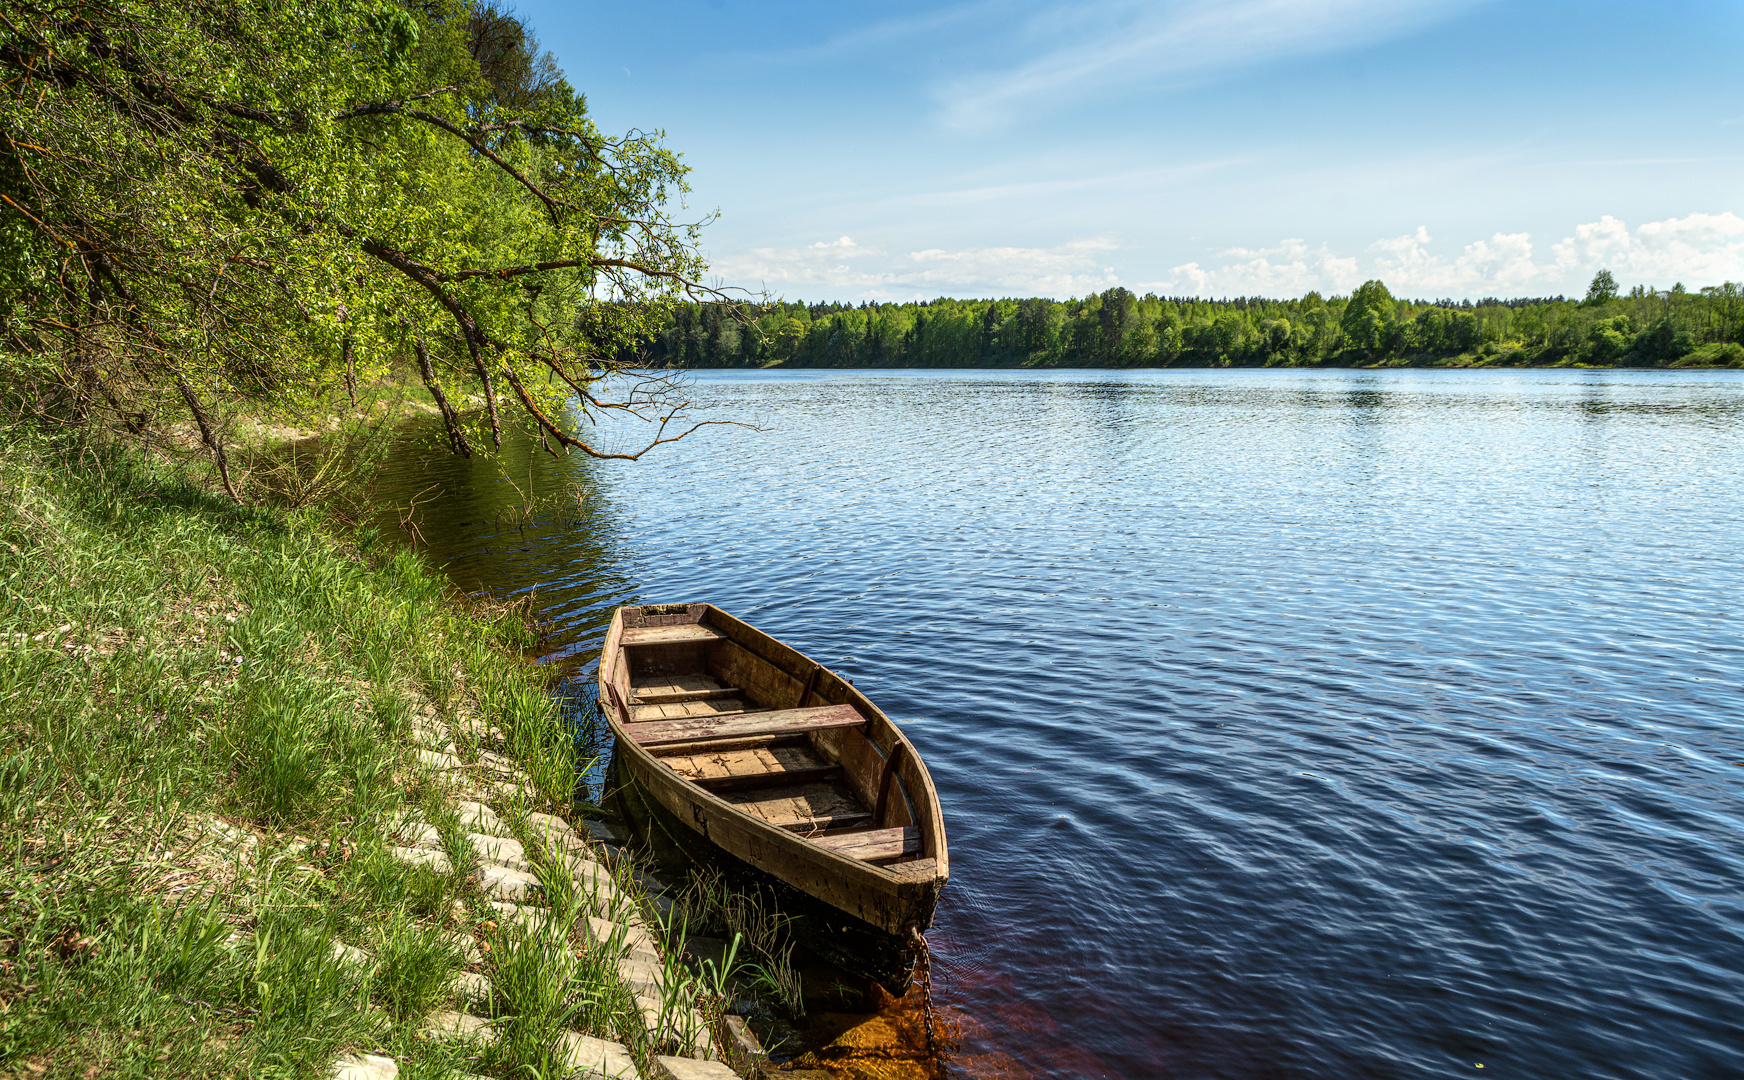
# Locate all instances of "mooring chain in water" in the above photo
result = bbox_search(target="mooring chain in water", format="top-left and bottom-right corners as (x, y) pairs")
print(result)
(909, 924), (941, 1064)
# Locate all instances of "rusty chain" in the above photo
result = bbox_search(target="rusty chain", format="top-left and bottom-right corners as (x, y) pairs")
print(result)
(908, 924), (941, 1069)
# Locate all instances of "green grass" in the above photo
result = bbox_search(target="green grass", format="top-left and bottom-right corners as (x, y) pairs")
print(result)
(0, 428), (674, 1078)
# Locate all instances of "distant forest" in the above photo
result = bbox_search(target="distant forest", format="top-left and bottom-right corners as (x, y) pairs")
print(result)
(645, 273), (1744, 369)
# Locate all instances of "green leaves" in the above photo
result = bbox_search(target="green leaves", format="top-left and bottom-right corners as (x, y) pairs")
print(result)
(2, 0), (723, 472)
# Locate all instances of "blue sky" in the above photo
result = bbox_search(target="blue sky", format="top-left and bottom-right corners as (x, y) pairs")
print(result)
(520, 0), (1744, 301)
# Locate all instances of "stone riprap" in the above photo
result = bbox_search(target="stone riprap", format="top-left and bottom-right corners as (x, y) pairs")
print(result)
(326, 705), (731, 1080)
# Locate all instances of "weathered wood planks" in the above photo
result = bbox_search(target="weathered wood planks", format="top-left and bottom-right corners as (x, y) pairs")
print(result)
(812, 827), (922, 862)
(723, 781), (871, 833)
(620, 624), (726, 647)
(624, 704), (864, 748)
(632, 685), (742, 705)
(693, 764), (845, 792)
(628, 697), (752, 722)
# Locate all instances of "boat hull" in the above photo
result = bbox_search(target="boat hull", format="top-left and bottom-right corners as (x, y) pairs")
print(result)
(597, 603), (947, 995)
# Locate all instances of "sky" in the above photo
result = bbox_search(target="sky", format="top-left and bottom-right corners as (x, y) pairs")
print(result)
(517, 0), (1744, 302)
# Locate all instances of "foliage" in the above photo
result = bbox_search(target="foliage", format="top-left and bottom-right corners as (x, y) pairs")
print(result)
(648, 271), (1744, 370)
(1585, 269), (1619, 306)
(0, 0), (731, 496)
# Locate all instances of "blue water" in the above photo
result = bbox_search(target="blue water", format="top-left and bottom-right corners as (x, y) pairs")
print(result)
(372, 368), (1744, 1079)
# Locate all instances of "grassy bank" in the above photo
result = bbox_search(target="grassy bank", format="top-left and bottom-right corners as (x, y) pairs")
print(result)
(0, 431), (716, 1078)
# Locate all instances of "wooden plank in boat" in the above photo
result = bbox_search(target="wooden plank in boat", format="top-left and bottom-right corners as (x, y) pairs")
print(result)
(620, 624), (725, 646)
(724, 781), (871, 833)
(661, 743), (826, 781)
(634, 686), (741, 705)
(628, 698), (750, 722)
(696, 764), (844, 793)
(884, 857), (939, 882)
(811, 827), (921, 863)
(631, 674), (732, 703)
(624, 704), (865, 748)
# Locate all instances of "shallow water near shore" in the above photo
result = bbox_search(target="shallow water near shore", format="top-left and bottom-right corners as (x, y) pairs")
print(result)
(371, 368), (1744, 1079)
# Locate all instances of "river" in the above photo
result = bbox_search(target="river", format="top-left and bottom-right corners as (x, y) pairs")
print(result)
(369, 368), (1744, 1079)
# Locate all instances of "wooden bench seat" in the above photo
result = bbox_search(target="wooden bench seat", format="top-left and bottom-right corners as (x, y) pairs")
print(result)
(620, 624), (726, 647)
(624, 703), (866, 748)
(628, 698), (752, 723)
(811, 827), (922, 863)
(632, 685), (743, 705)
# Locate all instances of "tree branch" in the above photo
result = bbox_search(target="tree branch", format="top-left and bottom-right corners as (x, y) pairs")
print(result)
(336, 100), (561, 225)
(358, 237), (503, 447)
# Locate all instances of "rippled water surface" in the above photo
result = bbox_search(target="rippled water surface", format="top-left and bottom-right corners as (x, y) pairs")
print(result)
(371, 369), (1744, 1079)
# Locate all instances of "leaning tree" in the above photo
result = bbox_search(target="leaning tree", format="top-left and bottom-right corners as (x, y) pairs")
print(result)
(0, 0), (737, 495)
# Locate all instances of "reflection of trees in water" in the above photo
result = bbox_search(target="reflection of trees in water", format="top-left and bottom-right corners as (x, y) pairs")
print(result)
(368, 417), (634, 665)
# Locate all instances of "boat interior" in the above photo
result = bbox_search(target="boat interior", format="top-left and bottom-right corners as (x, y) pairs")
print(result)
(605, 610), (930, 868)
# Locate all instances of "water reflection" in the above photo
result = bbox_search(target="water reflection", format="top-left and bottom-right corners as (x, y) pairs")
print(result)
(371, 427), (630, 661)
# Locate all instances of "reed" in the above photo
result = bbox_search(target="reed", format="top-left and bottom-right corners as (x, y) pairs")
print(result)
(669, 867), (807, 1019)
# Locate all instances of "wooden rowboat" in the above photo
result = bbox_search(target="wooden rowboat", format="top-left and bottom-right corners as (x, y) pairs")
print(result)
(598, 603), (947, 991)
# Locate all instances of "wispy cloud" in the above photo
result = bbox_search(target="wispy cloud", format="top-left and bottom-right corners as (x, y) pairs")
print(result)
(712, 235), (1123, 300)
(939, 0), (1483, 128)
(738, 1), (998, 65)
(1149, 212), (1744, 297)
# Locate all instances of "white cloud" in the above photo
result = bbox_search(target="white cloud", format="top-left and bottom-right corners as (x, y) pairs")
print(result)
(713, 235), (1123, 300)
(1153, 212), (1744, 297)
(1563, 212), (1744, 283)
(940, 0), (1479, 128)
(713, 213), (1744, 301)
(1146, 238), (1361, 297)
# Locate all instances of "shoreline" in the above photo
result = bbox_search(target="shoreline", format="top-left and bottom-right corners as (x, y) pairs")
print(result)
(0, 430), (763, 1079)
(666, 361), (1744, 372)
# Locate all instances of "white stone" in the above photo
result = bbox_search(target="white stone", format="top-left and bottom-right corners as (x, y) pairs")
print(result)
(469, 832), (531, 872)
(581, 916), (659, 964)
(523, 816), (585, 847)
(388, 845), (451, 874)
(632, 999), (714, 1061)
(329, 941), (374, 968)
(616, 957), (668, 998)
(451, 969), (494, 1008)
(651, 1057), (736, 1080)
(386, 821), (443, 850)
(634, 992), (663, 1035)
(329, 1053), (398, 1080)
(443, 930), (482, 965)
(491, 780), (537, 802)
(556, 854), (627, 916)
(417, 748), (466, 773)
(474, 861), (541, 901)
(453, 712), (500, 743)
(722, 1015), (763, 1061)
(411, 719), (451, 748)
(488, 900), (561, 939)
(454, 799), (512, 837)
(526, 812), (588, 852)
(558, 1030), (639, 1080)
(582, 819), (628, 845)
(651, 1057), (735, 1080)
(477, 749), (525, 779)
(424, 1010), (495, 1044)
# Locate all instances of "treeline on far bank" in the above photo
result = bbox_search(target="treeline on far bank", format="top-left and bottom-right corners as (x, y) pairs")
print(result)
(647, 273), (1744, 369)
